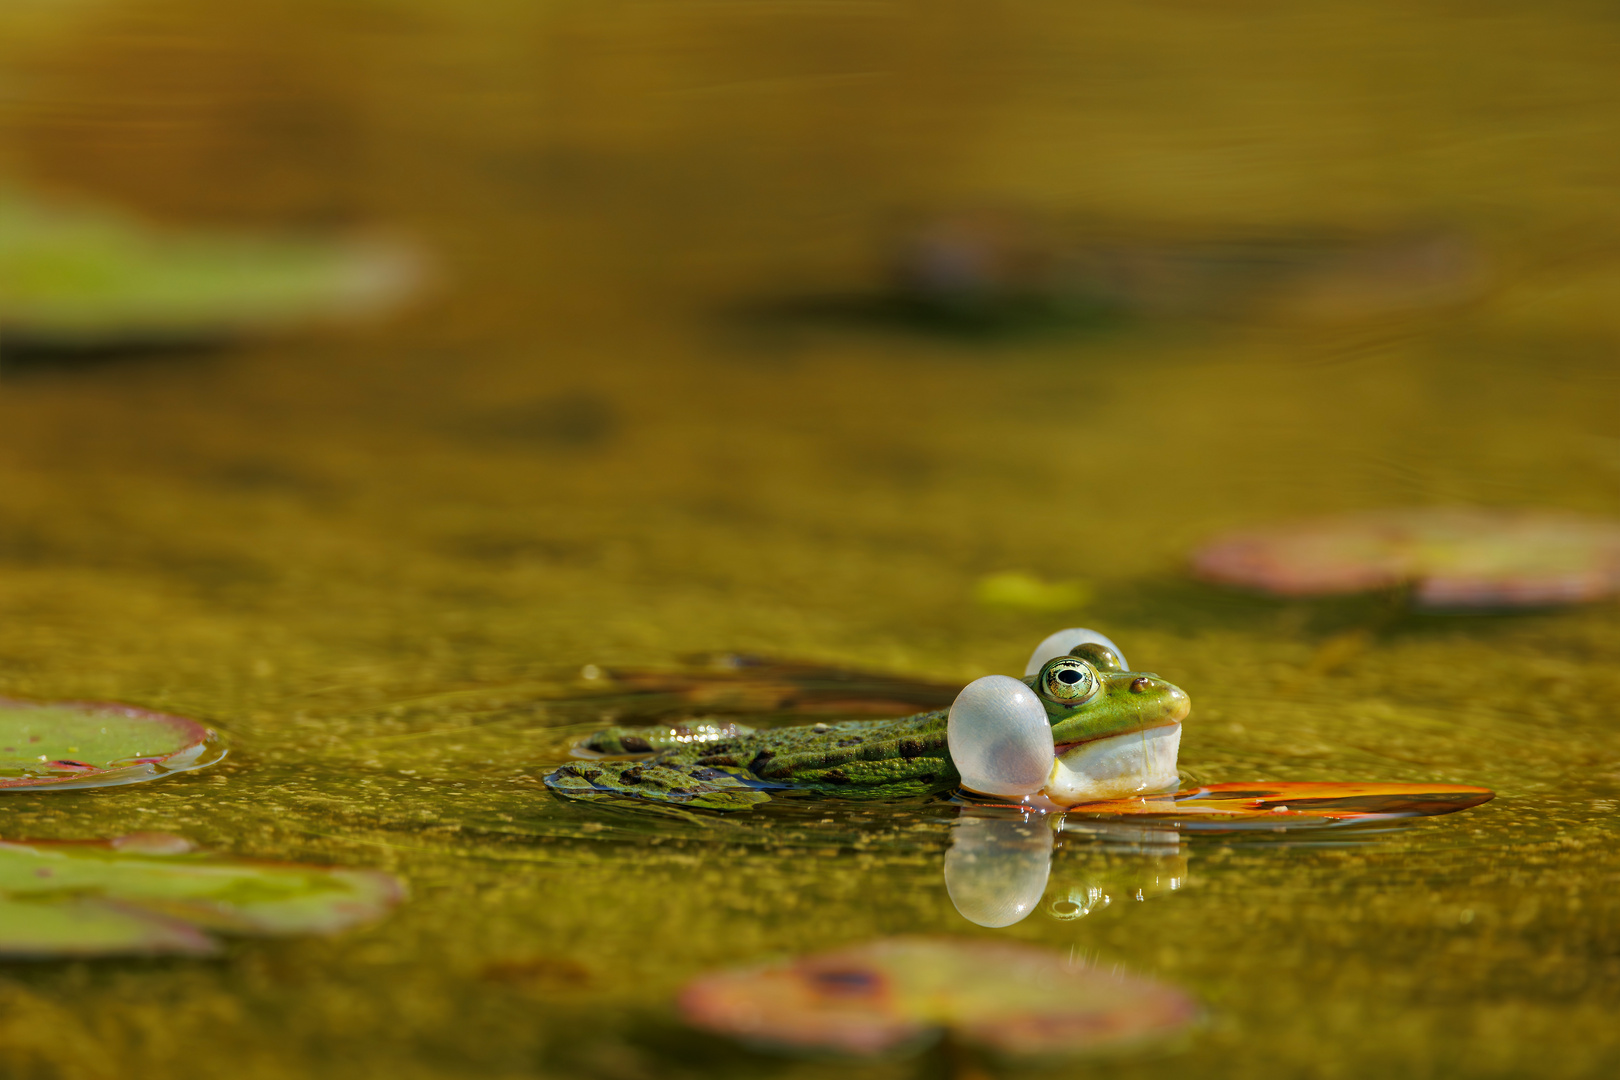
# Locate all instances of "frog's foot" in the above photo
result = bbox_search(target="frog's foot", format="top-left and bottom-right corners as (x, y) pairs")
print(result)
(543, 755), (776, 811)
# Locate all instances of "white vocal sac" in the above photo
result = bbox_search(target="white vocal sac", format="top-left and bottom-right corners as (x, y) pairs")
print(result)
(947, 675), (1054, 798)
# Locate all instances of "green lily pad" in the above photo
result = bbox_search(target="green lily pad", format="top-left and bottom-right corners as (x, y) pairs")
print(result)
(0, 698), (225, 790)
(680, 937), (1199, 1059)
(0, 835), (405, 957)
(0, 188), (424, 349)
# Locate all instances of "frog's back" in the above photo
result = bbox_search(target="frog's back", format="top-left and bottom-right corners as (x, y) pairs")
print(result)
(727, 711), (954, 795)
(551, 709), (956, 809)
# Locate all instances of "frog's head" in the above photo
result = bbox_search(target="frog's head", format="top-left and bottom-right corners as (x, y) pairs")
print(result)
(948, 629), (1190, 807)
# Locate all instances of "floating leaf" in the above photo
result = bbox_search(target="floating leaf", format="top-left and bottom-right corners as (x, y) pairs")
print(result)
(0, 835), (405, 957)
(1191, 508), (1620, 608)
(0, 897), (216, 958)
(1059, 781), (1495, 829)
(0, 698), (225, 790)
(679, 937), (1198, 1059)
(0, 188), (425, 350)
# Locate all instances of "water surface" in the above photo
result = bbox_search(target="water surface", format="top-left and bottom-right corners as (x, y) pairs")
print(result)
(0, 2), (1618, 1077)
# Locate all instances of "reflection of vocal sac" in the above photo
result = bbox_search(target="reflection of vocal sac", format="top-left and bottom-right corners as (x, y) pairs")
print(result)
(943, 808), (1188, 928)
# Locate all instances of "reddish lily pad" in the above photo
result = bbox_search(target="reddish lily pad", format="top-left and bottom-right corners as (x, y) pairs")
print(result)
(1191, 508), (1620, 608)
(0, 834), (405, 957)
(0, 699), (225, 790)
(679, 937), (1198, 1059)
(1060, 781), (1495, 829)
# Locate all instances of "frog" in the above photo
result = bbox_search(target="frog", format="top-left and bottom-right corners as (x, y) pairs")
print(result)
(543, 631), (1190, 811)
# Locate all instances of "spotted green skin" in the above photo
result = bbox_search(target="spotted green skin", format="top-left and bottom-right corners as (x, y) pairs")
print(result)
(544, 668), (1188, 811)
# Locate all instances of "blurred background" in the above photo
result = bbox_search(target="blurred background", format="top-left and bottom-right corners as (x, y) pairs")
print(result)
(5, 0), (1618, 680)
(1, 2), (1619, 1078)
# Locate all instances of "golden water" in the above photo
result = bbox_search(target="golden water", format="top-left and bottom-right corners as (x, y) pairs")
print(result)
(1, 2), (1618, 1076)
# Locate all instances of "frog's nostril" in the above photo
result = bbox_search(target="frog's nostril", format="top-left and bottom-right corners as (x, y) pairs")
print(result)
(1130, 677), (1155, 693)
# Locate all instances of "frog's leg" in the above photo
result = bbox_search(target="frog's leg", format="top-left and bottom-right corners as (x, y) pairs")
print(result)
(544, 754), (776, 811)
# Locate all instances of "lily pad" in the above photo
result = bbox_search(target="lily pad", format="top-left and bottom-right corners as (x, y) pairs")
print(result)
(0, 834), (405, 957)
(1059, 781), (1495, 829)
(0, 698), (225, 790)
(1191, 508), (1620, 608)
(0, 188), (424, 351)
(679, 937), (1198, 1059)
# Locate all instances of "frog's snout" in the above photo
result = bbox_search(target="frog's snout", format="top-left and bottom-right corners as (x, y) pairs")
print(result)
(1128, 676), (1191, 723)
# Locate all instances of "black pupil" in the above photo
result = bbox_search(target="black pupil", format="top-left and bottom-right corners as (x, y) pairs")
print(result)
(1057, 669), (1082, 684)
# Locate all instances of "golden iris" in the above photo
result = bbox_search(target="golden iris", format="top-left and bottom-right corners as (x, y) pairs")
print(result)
(1038, 657), (1100, 704)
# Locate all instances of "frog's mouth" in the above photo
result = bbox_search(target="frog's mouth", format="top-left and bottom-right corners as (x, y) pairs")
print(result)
(1043, 723), (1183, 807)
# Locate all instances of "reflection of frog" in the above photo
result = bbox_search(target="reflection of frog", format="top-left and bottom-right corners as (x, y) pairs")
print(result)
(544, 630), (1189, 811)
(944, 809), (1188, 928)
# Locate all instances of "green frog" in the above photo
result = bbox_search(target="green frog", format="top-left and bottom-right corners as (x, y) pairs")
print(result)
(544, 632), (1190, 811)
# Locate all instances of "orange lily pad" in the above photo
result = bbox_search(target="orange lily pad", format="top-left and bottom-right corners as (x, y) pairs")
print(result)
(1191, 508), (1620, 608)
(0, 699), (224, 790)
(1060, 781), (1494, 828)
(679, 937), (1198, 1059)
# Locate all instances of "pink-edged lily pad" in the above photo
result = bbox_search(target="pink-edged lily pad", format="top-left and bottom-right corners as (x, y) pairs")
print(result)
(0, 699), (224, 790)
(0, 834), (405, 957)
(1192, 508), (1620, 609)
(679, 937), (1198, 1059)
(1058, 781), (1494, 829)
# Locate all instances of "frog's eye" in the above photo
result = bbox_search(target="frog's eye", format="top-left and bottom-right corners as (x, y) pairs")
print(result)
(1038, 657), (1101, 705)
(1024, 628), (1127, 676)
(947, 675), (1055, 799)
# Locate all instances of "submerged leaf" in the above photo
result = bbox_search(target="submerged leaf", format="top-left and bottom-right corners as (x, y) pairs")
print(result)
(1192, 508), (1620, 608)
(0, 836), (405, 957)
(680, 937), (1198, 1058)
(0, 699), (225, 790)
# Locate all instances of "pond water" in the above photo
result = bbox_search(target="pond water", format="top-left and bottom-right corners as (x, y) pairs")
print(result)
(1, 2), (1619, 1077)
